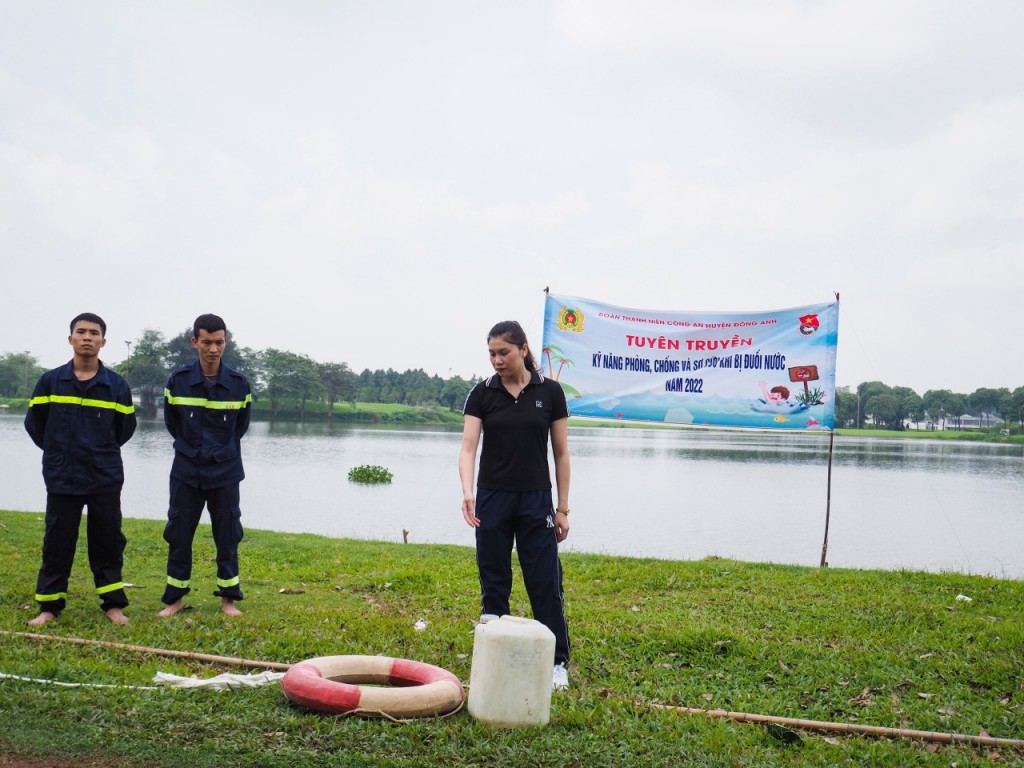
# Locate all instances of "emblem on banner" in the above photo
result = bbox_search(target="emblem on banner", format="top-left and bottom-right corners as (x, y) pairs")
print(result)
(557, 306), (584, 333)
(798, 314), (820, 336)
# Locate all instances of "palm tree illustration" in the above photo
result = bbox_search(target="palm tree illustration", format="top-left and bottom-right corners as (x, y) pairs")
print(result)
(543, 345), (575, 381)
(555, 356), (574, 380)
(542, 342), (580, 397)
(542, 343), (565, 378)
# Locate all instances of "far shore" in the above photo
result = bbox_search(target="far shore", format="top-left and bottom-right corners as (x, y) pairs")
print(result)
(2, 398), (1020, 444)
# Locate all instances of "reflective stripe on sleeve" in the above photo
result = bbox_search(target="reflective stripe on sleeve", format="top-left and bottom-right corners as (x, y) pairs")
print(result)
(29, 394), (134, 415)
(164, 390), (252, 410)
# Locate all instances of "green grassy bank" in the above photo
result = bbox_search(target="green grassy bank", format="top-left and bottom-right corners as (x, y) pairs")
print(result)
(6, 397), (1023, 441)
(833, 427), (1024, 444)
(0, 399), (466, 426)
(249, 401), (465, 425)
(1, 510), (1022, 767)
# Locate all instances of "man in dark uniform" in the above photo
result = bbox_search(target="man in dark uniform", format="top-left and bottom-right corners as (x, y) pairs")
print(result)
(158, 313), (252, 617)
(24, 312), (137, 626)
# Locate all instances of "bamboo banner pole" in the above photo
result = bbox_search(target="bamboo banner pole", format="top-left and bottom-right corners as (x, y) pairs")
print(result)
(820, 290), (840, 568)
(647, 702), (1024, 749)
(820, 429), (835, 567)
(0, 630), (293, 671)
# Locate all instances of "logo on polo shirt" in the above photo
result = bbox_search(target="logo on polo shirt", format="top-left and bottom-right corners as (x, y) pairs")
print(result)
(536, 400), (543, 408)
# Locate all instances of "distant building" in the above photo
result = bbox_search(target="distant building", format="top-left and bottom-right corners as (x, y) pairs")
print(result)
(955, 412), (1005, 430)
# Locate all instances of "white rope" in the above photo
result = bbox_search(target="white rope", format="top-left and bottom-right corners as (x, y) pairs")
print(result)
(0, 670), (284, 691)
(0, 671), (159, 690)
(153, 671), (284, 689)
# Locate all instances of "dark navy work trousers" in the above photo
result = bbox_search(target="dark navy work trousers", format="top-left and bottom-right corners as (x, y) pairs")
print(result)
(35, 492), (128, 615)
(475, 488), (570, 664)
(161, 479), (244, 605)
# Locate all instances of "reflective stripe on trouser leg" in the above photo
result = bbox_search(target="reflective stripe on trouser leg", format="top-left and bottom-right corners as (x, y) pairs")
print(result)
(207, 483), (244, 601)
(34, 494), (86, 615)
(160, 478), (205, 605)
(83, 492), (129, 612)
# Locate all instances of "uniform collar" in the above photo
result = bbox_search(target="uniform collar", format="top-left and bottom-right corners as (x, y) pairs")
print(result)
(188, 360), (223, 385)
(486, 370), (545, 389)
(57, 359), (107, 381)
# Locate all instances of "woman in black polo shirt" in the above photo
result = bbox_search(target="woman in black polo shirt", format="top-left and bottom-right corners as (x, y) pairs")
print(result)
(459, 320), (572, 691)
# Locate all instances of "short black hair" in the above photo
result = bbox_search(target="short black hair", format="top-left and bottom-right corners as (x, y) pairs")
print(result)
(192, 313), (227, 339)
(70, 312), (107, 337)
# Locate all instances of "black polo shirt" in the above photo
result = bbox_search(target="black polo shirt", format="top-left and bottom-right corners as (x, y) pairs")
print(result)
(464, 372), (569, 491)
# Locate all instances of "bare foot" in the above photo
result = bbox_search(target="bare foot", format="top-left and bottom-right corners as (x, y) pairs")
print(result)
(221, 598), (243, 616)
(105, 607), (130, 625)
(27, 611), (57, 627)
(157, 600), (185, 617)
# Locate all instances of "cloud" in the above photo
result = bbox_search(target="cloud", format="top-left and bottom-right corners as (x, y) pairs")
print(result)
(1, 2), (1023, 393)
(622, 94), (1024, 244)
(555, 0), (933, 71)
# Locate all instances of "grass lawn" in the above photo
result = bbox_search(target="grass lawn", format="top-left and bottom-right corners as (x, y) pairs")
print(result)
(1, 510), (1022, 767)
(833, 428), (1022, 443)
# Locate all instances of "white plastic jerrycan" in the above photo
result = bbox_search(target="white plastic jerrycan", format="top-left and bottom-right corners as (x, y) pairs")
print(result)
(467, 614), (556, 728)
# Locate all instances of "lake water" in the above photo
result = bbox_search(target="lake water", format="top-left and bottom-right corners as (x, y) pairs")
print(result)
(2, 414), (1022, 579)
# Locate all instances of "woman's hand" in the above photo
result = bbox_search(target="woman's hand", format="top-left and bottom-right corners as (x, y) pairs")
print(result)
(555, 510), (570, 542)
(459, 416), (482, 528)
(462, 493), (480, 527)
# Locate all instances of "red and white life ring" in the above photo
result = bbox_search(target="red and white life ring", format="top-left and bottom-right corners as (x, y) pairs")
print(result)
(281, 655), (464, 718)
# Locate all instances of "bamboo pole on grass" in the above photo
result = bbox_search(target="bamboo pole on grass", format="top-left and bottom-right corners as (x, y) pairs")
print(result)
(647, 702), (1024, 749)
(1, 630), (292, 671)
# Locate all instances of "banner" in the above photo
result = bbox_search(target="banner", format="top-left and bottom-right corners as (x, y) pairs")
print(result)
(541, 294), (839, 431)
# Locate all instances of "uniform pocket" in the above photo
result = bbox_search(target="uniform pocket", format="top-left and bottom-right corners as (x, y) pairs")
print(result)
(213, 443), (239, 463)
(92, 448), (121, 468)
(163, 507), (181, 545)
(232, 507), (244, 544)
(172, 437), (200, 459)
(214, 409), (238, 443)
(43, 452), (66, 467)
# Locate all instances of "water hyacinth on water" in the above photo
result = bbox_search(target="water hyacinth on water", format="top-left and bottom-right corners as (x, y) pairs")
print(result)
(347, 464), (394, 484)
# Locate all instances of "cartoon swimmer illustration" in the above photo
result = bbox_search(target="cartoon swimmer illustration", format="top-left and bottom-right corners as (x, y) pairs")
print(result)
(751, 380), (809, 416)
(759, 381), (791, 403)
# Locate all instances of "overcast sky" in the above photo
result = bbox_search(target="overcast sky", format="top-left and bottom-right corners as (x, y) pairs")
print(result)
(2, 1), (1022, 394)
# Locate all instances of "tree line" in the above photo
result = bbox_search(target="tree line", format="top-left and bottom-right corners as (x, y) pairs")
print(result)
(835, 382), (1024, 431)
(2, 340), (1023, 430)
(0, 328), (480, 419)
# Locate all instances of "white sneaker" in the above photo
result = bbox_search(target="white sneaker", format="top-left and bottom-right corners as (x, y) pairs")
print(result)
(552, 662), (569, 692)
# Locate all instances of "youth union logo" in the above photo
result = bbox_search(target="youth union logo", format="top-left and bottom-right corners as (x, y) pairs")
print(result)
(798, 313), (820, 336)
(557, 306), (584, 333)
